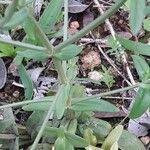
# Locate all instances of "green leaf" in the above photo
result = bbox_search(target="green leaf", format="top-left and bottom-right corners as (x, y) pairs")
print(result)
(72, 98), (119, 112)
(23, 17), (37, 41)
(87, 118), (112, 140)
(129, 0), (146, 35)
(118, 130), (145, 150)
(55, 84), (70, 119)
(54, 45), (82, 60)
(143, 18), (150, 31)
(132, 55), (150, 81)
(27, 143), (52, 150)
(43, 127), (60, 137)
(22, 96), (54, 111)
(0, 107), (18, 134)
(26, 111), (46, 139)
(129, 88), (150, 119)
(102, 125), (123, 150)
(110, 142), (118, 150)
(3, 8), (28, 29)
(66, 119), (77, 134)
(54, 137), (66, 150)
(65, 132), (89, 148)
(18, 64), (33, 100)
(17, 49), (49, 60)
(0, 43), (15, 57)
(85, 145), (103, 150)
(39, 0), (63, 32)
(70, 84), (86, 98)
(117, 36), (150, 56)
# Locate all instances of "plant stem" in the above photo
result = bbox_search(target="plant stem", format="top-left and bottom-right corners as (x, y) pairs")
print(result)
(53, 58), (68, 84)
(72, 83), (140, 104)
(55, 0), (127, 52)
(0, 38), (46, 51)
(27, 9), (68, 83)
(1, 81), (147, 110)
(30, 101), (55, 150)
(63, 0), (68, 41)
(62, 0), (69, 75)
(0, 0), (19, 27)
(0, 99), (51, 110)
(27, 8), (54, 55)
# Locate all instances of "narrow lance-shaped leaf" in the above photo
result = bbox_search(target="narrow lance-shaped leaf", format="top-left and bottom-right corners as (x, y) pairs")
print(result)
(39, 0), (64, 32)
(129, 88), (150, 119)
(54, 137), (66, 150)
(71, 98), (119, 112)
(117, 36), (150, 56)
(43, 127), (60, 137)
(17, 49), (49, 60)
(3, 8), (28, 29)
(132, 55), (150, 81)
(129, 0), (146, 35)
(55, 84), (70, 119)
(22, 96), (54, 111)
(102, 125), (123, 150)
(54, 44), (82, 60)
(65, 132), (89, 148)
(18, 64), (33, 100)
(118, 130), (145, 150)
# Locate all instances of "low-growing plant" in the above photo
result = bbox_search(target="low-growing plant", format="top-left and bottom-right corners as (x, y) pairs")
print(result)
(0, 0), (149, 149)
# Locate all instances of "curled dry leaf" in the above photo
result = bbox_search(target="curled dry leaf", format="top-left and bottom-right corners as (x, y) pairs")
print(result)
(0, 58), (7, 89)
(81, 51), (101, 70)
(68, 0), (89, 13)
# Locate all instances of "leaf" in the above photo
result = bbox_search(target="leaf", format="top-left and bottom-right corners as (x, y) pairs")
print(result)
(0, 107), (18, 134)
(0, 43), (15, 57)
(22, 97), (54, 111)
(117, 36), (150, 56)
(143, 18), (150, 31)
(129, 0), (146, 35)
(55, 84), (70, 119)
(68, 0), (89, 13)
(71, 98), (119, 112)
(26, 111), (46, 138)
(118, 130), (145, 150)
(3, 8), (28, 29)
(54, 44), (82, 60)
(65, 132), (89, 148)
(39, 0), (63, 32)
(54, 137), (66, 150)
(70, 84), (86, 98)
(102, 125), (123, 150)
(23, 17), (37, 41)
(18, 64), (33, 100)
(85, 145), (103, 150)
(110, 142), (118, 150)
(0, 58), (7, 89)
(87, 118), (112, 140)
(132, 55), (150, 81)
(129, 88), (150, 119)
(17, 49), (49, 60)
(43, 127), (60, 137)
(27, 143), (52, 150)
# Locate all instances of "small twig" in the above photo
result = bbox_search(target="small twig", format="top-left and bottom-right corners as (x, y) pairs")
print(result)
(93, 0), (136, 88)
(90, 32), (132, 86)
(55, 0), (127, 52)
